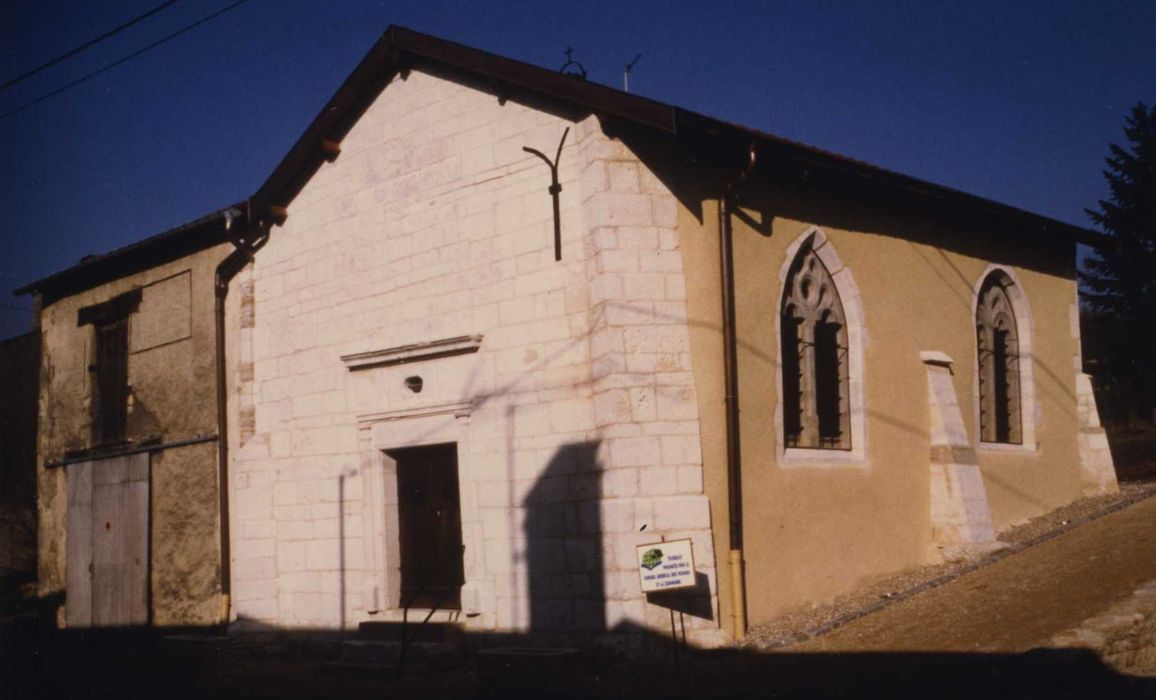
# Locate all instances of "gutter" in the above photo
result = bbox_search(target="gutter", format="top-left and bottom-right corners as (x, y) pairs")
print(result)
(719, 145), (758, 639)
(212, 203), (269, 625)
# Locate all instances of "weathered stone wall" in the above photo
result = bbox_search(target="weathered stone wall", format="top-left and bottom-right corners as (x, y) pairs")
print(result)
(151, 441), (222, 625)
(230, 69), (720, 646)
(1076, 372), (1118, 496)
(36, 247), (229, 626)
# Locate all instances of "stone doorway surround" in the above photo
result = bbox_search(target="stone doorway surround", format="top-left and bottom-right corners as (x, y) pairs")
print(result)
(356, 400), (479, 620)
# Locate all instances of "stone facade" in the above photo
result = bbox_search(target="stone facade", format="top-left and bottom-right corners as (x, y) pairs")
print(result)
(227, 70), (720, 646)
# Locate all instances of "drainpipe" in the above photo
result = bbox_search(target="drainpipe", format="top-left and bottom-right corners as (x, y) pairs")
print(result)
(719, 146), (757, 639)
(213, 203), (269, 626)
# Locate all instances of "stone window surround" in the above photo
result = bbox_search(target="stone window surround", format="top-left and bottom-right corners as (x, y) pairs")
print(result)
(971, 264), (1038, 453)
(774, 227), (868, 468)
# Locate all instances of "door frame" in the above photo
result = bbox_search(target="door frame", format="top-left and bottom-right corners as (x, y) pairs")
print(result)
(357, 401), (477, 614)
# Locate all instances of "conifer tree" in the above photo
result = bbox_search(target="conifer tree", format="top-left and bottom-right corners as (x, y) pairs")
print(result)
(1081, 103), (1156, 424)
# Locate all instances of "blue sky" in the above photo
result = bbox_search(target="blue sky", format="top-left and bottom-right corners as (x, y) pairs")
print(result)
(1, 0), (1153, 338)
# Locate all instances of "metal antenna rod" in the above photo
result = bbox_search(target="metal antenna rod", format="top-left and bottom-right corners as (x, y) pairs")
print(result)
(624, 54), (642, 92)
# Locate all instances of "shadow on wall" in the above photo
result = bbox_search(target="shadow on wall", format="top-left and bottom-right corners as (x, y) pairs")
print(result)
(524, 440), (714, 655)
(525, 441), (606, 638)
(621, 124), (1074, 281)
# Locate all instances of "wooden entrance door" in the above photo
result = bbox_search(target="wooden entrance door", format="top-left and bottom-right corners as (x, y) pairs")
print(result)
(393, 443), (464, 609)
(66, 454), (149, 627)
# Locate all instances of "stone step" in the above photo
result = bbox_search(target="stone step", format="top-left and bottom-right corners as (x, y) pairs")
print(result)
(476, 647), (580, 689)
(340, 638), (459, 666)
(322, 660), (398, 679)
(357, 620), (460, 643)
(328, 638), (464, 678)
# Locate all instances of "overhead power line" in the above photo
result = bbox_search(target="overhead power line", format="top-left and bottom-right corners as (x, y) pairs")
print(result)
(0, 0), (254, 122)
(1, 1), (179, 91)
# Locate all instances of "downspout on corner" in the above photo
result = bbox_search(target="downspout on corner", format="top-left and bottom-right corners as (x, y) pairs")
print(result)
(720, 145), (757, 640)
(213, 204), (269, 628)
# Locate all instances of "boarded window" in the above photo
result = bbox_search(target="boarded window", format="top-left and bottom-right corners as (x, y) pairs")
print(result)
(976, 273), (1022, 444)
(780, 242), (851, 450)
(131, 271), (192, 352)
(94, 319), (129, 445)
(78, 289), (139, 446)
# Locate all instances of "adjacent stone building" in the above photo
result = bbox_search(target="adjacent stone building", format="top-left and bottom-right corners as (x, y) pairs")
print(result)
(16, 27), (1116, 647)
(18, 221), (240, 628)
(1, 330), (40, 596)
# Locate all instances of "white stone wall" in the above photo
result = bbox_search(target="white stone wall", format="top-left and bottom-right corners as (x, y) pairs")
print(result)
(229, 69), (719, 645)
(921, 352), (1001, 561)
(1076, 373), (1118, 497)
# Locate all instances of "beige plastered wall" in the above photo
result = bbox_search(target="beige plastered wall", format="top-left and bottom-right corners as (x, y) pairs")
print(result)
(672, 180), (1082, 628)
(37, 245), (231, 626)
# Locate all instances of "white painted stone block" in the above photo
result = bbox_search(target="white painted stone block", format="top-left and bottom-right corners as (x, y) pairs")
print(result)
(638, 466), (679, 496)
(653, 495), (711, 531)
(610, 437), (661, 468)
(656, 385), (698, 421)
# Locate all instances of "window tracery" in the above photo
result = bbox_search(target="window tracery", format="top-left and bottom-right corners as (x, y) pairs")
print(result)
(781, 242), (851, 450)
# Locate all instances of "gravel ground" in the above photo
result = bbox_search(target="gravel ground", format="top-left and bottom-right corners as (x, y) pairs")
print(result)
(1050, 578), (1156, 677)
(739, 479), (1156, 651)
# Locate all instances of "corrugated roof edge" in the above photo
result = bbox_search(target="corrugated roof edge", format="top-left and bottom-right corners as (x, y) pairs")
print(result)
(16, 25), (1109, 299)
(14, 204), (243, 301)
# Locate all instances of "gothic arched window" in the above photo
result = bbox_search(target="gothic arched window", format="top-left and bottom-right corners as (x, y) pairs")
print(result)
(781, 241), (851, 450)
(976, 272), (1022, 444)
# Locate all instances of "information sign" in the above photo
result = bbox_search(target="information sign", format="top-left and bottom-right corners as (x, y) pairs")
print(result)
(636, 538), (696, 593)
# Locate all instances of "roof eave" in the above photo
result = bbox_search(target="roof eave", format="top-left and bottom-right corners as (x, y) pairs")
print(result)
(14, 204), (244, 301)
(18, 26), (1107, 302)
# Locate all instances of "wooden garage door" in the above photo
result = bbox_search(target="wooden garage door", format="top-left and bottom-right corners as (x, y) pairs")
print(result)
(66, 454), (149, 627)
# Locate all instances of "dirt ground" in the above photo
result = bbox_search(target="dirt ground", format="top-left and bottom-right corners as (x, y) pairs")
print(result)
(743, 479), (1156, 649)
(786, 492), (1156, 654)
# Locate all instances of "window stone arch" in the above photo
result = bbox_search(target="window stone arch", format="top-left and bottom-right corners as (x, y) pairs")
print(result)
(974, 268), (1033, 446)
(776, 228), (865, 461)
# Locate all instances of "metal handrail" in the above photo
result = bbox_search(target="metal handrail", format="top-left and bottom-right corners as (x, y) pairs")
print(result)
(397, 544), (464, 680)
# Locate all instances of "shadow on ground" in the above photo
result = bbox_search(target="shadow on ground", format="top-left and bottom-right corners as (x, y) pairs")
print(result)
(2, 618), (1153, 700)
(1110, 426), (1156, 483)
